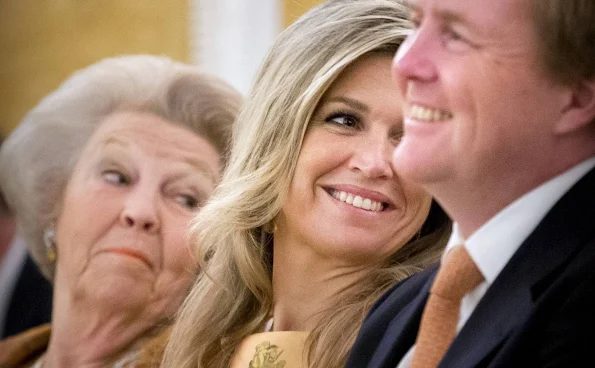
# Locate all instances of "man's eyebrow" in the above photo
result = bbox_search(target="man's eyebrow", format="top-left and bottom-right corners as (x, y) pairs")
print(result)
(405, 1), (470, 25)
(323, 96), (369, 113)
(435, 8), (467, 24)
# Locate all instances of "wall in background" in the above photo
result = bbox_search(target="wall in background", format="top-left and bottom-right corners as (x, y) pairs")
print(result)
(0, 0), (325, 135)
(283, 0), (324, 26)
(193, 0), (280, 96)
(0, 0), (189, 135)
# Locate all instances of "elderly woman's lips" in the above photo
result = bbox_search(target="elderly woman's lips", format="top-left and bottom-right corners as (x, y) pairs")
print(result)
(103, 248), (153, 270)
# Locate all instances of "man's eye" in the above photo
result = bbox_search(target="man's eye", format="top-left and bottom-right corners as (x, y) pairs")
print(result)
(103, 171), (129, 185)
(325, 113), (359, 128)
(175, 194), (200, 210)
(446, 29), (464, 42)
(441, 25), (475, 51)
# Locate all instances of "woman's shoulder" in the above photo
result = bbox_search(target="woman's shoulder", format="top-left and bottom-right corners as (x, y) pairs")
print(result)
(0, 324), (51, 368)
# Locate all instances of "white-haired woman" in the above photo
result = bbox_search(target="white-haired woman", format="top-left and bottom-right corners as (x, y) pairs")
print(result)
(163, 1), (451, 367)
(0, 55), (241, 367)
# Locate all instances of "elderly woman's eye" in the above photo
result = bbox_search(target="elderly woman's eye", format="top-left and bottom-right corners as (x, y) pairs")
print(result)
(325, 113), (359, 128)
(103, 171), (129, 185)
(175, 194), (200, 210)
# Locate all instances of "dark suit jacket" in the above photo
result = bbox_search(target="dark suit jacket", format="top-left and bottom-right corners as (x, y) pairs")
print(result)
(2, 254), (52, 339)
(346, 167), (595, 368)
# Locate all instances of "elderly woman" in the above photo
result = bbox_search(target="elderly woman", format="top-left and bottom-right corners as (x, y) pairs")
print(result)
(163, 1), (450, 367)
(0, 55), (241, 367)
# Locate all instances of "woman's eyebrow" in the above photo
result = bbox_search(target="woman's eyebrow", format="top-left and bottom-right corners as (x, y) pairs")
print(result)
(323, 96), (369, 113)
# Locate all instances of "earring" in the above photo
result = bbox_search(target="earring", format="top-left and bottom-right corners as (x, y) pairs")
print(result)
(43, 226), (57, 262)
(263, 220), (278, 234)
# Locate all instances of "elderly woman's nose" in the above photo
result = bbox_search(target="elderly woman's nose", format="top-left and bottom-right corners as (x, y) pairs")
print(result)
(120, 187), (160, 233)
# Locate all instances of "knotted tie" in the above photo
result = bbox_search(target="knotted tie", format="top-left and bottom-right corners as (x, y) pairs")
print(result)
(410, 245), (484, 368)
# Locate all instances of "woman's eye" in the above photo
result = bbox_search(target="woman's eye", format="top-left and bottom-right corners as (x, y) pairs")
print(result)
(103, 171), (129, 185)
(325, 114), (359, 128)
(175, 194), (200, 210)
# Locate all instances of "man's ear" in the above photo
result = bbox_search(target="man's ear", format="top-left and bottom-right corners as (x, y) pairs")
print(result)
(556, 78), (595, 134)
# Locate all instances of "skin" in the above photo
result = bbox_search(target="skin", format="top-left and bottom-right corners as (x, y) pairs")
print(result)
(392, 0), (595, 237)
(272, 55), (432, 331)
(45, 111), (221, 367)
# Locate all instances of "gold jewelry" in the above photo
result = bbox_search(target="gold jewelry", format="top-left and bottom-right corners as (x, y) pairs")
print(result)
(43, 226), (57, 262)
(263, 221), (278, 234)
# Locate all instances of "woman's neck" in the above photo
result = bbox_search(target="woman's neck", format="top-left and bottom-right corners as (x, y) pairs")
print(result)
(271, 234), (371, 332)
(43, 278), (158, 368)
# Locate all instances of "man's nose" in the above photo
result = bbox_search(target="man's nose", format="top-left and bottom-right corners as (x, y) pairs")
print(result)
(392, 25), (439, 89)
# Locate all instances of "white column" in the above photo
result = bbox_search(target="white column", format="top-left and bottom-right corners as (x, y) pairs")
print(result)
(191, 0), (282, 95)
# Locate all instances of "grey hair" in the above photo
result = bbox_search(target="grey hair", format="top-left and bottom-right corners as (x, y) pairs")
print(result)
(0, 55), (242, 281)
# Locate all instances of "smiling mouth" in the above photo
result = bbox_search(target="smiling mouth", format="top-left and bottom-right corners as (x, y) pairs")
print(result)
(102, 248), (153, 270)
(408, 104), (453, 122)
(327, 189), (389, 212)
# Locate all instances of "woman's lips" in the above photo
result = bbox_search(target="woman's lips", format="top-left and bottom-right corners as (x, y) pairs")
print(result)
(323, 184), (396, 210)
(102, 248), (153, 270)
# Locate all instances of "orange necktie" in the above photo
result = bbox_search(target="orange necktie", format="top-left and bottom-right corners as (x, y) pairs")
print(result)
(410, 245), (485, 368)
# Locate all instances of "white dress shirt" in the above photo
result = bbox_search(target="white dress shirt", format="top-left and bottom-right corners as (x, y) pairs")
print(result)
(397, 156), (595, 368)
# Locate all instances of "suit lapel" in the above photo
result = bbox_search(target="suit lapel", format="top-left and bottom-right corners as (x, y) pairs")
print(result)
(440, 166), (595, 368)
(369, 267), (436, 368)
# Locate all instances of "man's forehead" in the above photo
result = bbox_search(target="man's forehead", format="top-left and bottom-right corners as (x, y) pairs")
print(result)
(405, 0), (530, 15)
(405, 0), (533, 33)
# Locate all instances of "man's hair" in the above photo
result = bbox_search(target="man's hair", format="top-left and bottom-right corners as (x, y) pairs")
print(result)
(532, 0), (595, 84)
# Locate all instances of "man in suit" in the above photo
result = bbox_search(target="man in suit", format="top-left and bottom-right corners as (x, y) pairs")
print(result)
(0, 136), (52, 338)
(346, 0), (595, 367)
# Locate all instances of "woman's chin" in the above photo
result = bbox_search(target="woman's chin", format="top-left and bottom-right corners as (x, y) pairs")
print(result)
(73, 261), (156, 309)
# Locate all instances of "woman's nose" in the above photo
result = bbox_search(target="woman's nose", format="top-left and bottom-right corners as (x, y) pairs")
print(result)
(348, 136), (394, 179)
(120, 187), (160, 233)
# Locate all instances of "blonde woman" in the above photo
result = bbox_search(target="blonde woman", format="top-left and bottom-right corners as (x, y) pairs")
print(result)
(163, 1), (450, 367)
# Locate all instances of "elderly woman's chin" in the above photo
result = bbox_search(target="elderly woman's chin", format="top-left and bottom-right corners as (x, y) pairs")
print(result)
(64, 254), (192, 317)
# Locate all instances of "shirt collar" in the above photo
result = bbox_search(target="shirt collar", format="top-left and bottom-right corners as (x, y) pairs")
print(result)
(444, 156), (595, 284)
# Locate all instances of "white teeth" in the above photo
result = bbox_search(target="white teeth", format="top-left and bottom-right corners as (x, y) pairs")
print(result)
(330, 190), (384, 212)
(362, 198), (372, 210)
(339, 191), (347, 201)
(409, 104), (452, 122)
(346, 194), (354, 205)
(353, 196), (363, 208)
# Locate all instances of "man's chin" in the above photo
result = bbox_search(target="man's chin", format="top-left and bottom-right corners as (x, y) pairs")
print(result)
(394, 141), (452, 185)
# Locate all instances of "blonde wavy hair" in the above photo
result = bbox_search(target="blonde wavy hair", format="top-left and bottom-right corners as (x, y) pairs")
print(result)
(163, 1), (450, 367)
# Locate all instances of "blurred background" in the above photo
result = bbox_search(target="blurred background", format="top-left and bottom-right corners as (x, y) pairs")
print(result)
(0, 0), (323, 135)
